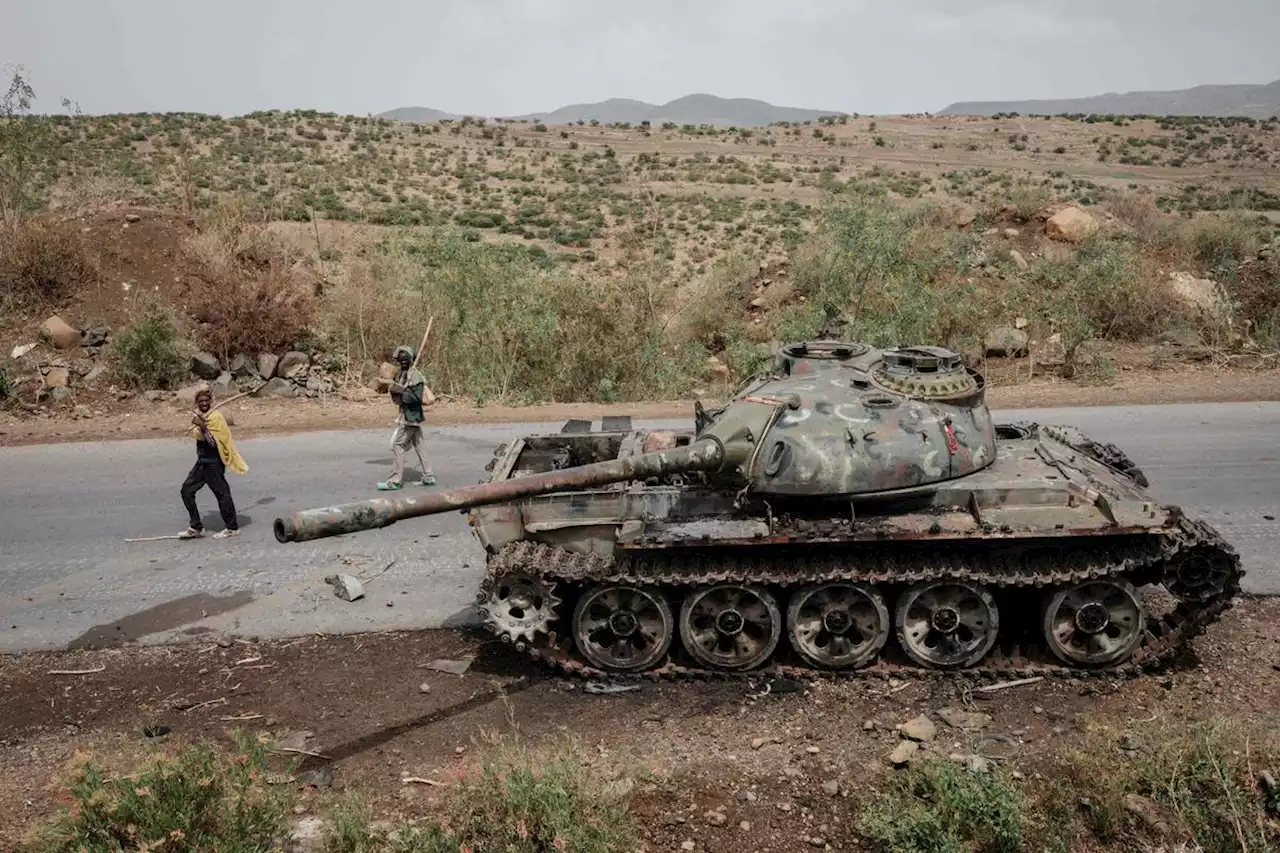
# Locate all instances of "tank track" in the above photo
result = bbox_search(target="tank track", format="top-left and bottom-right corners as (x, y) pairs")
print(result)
(477, 510), (1241, 684)
(1040, 423), (1150, 488)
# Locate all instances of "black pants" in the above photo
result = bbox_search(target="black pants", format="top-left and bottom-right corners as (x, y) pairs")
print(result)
(181, 460), (238, 531)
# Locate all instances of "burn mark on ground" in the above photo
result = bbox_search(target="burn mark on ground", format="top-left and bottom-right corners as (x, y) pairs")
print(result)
(65, 591), (254, 650)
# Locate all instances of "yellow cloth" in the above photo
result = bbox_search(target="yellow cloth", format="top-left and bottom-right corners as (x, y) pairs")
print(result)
(189, 410), (248, 474)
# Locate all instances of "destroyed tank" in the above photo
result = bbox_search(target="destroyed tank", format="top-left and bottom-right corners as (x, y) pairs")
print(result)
(273, 341), (1243, 682)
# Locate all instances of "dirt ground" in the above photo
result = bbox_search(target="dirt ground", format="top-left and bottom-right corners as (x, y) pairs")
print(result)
(4, 358), (1280, 448)
(2, 594), (1277, 852)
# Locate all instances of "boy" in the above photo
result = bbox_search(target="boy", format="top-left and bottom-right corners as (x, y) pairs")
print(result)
(178, 387), (248, 539)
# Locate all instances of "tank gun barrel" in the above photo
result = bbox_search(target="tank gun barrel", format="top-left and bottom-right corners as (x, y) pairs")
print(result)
(273, 437), (726, 543)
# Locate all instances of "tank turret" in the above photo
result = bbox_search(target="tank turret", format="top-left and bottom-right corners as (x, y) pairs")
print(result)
(272, 341), (1242, 682)
(275, 341), (996, 543)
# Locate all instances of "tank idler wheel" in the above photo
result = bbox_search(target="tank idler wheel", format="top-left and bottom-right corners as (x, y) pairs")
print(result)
(1163, 548), (1234, 603)
(571, 584), (674, 673)
(786, 582), (890, 670)
(679, 583), (782, 671)
(894, 581), (999, 669)
(1042, 579), (1144, 667)
(477, 573), (560, 645)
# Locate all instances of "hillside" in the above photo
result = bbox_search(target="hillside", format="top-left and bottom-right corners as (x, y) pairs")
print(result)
(381, 93), (844, 126)
(939, 78), (1280, 118)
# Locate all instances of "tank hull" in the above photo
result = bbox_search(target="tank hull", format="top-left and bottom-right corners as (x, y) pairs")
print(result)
(469, 420), (1242, 682)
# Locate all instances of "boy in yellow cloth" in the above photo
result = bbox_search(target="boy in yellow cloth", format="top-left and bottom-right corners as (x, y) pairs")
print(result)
(178, 386), (248, 539)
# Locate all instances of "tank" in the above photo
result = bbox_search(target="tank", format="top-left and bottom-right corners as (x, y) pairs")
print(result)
(273, 341), (1243, 682)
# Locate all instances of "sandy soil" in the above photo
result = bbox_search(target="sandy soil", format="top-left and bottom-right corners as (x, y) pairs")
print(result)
(1, 596), (1276, 852)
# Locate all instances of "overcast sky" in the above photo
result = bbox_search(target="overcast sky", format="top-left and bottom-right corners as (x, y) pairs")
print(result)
(4, 0), (1278, 117)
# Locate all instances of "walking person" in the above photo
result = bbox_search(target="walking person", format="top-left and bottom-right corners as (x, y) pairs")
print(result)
(378, 344), (436, 490)
(178, 386), (248, 539)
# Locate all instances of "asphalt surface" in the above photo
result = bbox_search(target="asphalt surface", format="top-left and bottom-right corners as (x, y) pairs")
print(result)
(1, 402), (1277, 654)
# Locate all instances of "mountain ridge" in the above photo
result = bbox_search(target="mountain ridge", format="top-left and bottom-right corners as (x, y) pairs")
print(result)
(938, 79), (1280, 119)
(377, 93), (844, 127)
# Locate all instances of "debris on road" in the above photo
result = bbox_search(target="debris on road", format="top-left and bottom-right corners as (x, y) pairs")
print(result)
(422, 658), (471, 675)
(324, 573), (365, 602)
(583, 681), (641, 695)
(48, 664), (106, 675)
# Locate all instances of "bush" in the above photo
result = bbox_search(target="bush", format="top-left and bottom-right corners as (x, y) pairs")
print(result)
(26, 732), (293, 853)
(109, 295), (188, 389)
(181, 198), (317, 360)
(323, 736), (639, 853)
(0, 215), (99, 310)
(321, 229), (704, 403)
(0, 358), (15, 402)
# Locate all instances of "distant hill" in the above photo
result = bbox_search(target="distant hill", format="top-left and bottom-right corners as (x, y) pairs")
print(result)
(938, 79), (1280, 119)
(378, 106), (461, 123)
(378, 94), (843, 127)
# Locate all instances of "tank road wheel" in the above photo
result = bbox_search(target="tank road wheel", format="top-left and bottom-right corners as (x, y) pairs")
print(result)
(1042, 579), (1145, 667)
(679, 584), (782, 671)
(571, 585), (674, 673)
(477, 574), (560, 645)
(894, 581), (999, 669)
(786, 583), (890, 670)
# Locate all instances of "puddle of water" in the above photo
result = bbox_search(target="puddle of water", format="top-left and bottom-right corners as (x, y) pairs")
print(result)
(65, 591), (253, 650)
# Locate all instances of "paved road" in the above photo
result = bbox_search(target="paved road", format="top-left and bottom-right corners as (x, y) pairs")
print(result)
(1, 402), (1277, 654)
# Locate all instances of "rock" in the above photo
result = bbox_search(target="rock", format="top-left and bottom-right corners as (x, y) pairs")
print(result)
(863, 719), (876, 731)
(43, 367), (70, 388)
(938, 708), (993, 730)
(212, 372), (236, 398)
(71, 359), (95, 377)
(10, 342), (37, 359)
(83, 362), (108, 384)
(1045, 206), (1099, 243)
(144, 390), (169, 402)
(229, 353), (258, 378)
(257, 352), (280, 379)
(278, 351), (310, 378)
(706, 356), (731, 379)
(899, 715), (937, 742)
(286, 816), (328, 853)
(48, 386), (74, 405)
(176, 383), (205, 405)
(983, 227), (1000, 236)
(1160, 327), (1202, 347)
(305, 375), (333, 394)
(950, 203), (977, 228)
(1003, 228), (1020, 238)
(821, 780), (839, 796)
(703, 810), (726, 826)
(419, 682), (431, 694)
(40, 316), (82, 349)
(985, 327), (1029, 358)
(124, 213), (141, 223)
(681, 842), (695, 852)
(82, 326), (110, 347)
(190, 351), (222, 380)
(1009, 249), (1029, 270)
(327, 573), (365, 602)
(261, 377), (296, 398)
(1123, 794), (1192, 842)
(808, 837), (826, 848)
(889, 741), (919, 765)
(1168, 271), (1224, 316)
(751, 737), (770, 750)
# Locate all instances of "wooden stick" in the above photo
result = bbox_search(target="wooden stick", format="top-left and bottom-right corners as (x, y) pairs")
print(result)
(125, 534), (187, 542)
(49, 665), (106, 675)
(409, 317), (434, 371)
(973, 676), (1043, 693)
(212, 381), (266, 411)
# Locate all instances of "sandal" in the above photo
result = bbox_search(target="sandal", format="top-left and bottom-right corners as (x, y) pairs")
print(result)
(177, 527), (203, 539)
(376, 481), (403, 491)
(418, 474), (437, 486)
(213, 529), (241, 539)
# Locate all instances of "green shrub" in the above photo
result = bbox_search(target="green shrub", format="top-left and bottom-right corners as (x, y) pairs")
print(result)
(109, 296), (188, 389)
(26, 732), (293, 853)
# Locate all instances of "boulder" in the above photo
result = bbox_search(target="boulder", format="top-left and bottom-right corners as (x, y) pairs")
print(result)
(985, 327), (1029, 358)
(899, 715), (937, 743)
(1045, 206), (1099, 243)
(1009, 249), (1029, 270)
(212, 372), (236, 398)
(229, 353), (259, 378)
(84, 362), (108, 384)
(43, 367), (71, 388)
(40, 315), (82, 350)
(257, 352), (280, 379)
(1168, 271), (1224, 316)
(48, 386), (74, 405)
(190, 351), (222, 380)
(278, 351), (310, 378)
(82, 326), (110, 347)
(261, 377), (296, 398)
(176, 383), (205, 405)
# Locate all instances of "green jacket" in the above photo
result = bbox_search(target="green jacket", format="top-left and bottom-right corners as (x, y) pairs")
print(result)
(396, 367), (427, 424)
